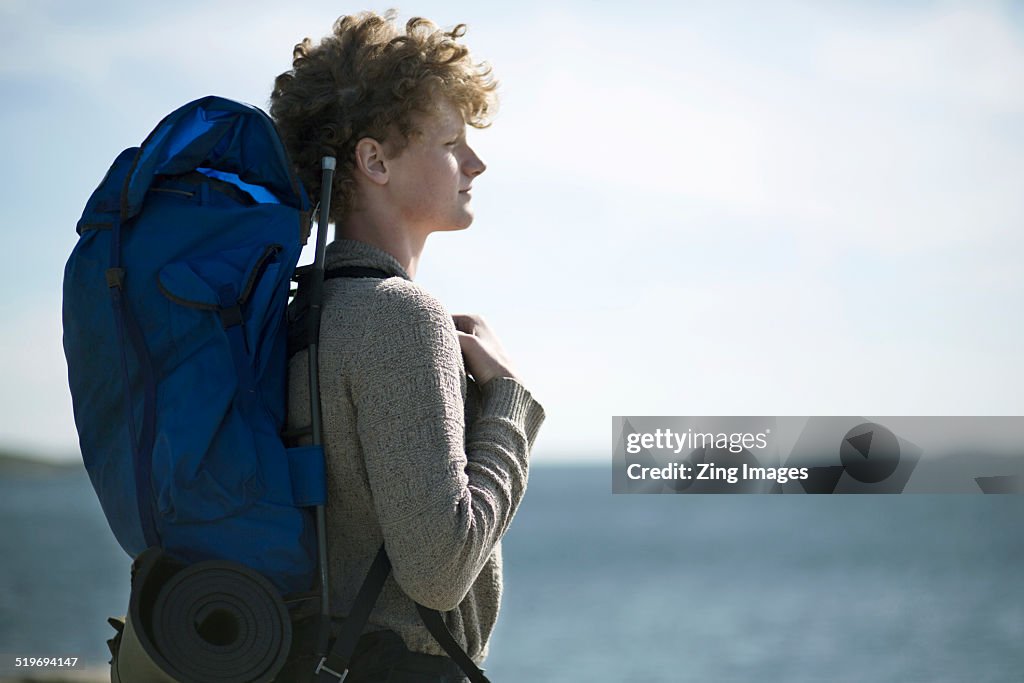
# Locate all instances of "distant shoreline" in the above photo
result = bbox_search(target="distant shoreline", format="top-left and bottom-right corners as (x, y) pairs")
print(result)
(0, 451), (82, 476)
(0, 451), (602, 474)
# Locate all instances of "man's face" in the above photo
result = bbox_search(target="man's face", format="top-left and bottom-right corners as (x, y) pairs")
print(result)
(385, 97), (487, 235)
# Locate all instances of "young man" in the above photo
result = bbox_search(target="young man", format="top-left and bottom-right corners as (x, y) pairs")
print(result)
(271, 12), (545, 682)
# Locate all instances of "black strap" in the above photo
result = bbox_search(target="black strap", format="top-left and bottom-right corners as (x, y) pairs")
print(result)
(316, 545), (491, 683)
(416, 605), (491, 683)
(324, 266), (390, 281)
(317, 546), (392, 681)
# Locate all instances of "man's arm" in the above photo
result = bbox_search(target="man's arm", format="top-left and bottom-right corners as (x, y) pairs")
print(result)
(350, 281), (544, 611)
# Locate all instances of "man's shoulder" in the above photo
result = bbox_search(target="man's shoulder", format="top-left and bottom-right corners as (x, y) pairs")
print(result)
(369, 277), (450, 325)
(323, 275), (444, 318)
(318, 276), (456, 363)
(324, 277), (454, 355)
(350, 278), (461, 373)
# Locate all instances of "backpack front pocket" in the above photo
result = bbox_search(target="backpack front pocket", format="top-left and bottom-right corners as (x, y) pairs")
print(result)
(153, 243), (285, 523)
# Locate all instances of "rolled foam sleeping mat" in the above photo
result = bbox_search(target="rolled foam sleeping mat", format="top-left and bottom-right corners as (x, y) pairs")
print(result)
(112, 547), (292, 683)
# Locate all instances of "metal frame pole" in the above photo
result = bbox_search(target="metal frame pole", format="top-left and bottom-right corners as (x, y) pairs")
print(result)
(309, 156), (337, 666)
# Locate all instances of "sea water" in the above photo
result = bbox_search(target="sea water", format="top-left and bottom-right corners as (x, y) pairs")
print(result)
(1, 464), (1022, 682)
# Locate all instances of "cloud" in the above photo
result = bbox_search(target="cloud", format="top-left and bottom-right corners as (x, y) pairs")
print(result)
(479, 1), (1024, 254)
(817, 1), (1024, 113)
(1, 2), (326, 104)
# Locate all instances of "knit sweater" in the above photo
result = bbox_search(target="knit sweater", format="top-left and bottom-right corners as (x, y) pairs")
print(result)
(287, 239), (545, 663)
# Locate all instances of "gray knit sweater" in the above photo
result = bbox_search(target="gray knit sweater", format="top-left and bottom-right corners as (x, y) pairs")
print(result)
(287, 239), (545, 662)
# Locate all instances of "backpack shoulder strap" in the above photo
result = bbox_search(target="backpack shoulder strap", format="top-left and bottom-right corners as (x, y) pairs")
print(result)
(287, 266), (390, 359)
(324, 266), (390, 280)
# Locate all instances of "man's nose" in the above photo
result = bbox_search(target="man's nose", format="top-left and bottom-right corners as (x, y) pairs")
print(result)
(465, 147), (486, 177)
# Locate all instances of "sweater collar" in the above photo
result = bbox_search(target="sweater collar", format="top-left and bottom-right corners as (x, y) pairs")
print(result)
(324, 239), (411, 281)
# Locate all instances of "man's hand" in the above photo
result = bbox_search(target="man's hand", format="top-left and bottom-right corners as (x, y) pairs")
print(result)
(452, 314), (520, 386)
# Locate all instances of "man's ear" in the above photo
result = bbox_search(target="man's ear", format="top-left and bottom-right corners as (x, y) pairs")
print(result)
(353, 137), (389, 186)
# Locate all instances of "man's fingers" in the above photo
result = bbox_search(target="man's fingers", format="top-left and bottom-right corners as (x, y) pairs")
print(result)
(452, 313), (481, 334)
(455, 329), (479, 350)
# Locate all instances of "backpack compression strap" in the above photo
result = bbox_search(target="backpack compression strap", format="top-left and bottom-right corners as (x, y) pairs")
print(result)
(107, 218), (160, 548)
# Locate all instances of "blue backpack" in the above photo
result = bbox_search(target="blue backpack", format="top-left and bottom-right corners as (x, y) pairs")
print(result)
(63, 96), (325, 596)
(66, 96), (491, 683)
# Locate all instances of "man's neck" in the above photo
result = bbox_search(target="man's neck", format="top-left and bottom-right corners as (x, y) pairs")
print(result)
(336, 213), (427, 279)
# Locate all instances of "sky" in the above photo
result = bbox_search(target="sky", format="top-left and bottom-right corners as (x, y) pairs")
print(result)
(1, 0), (1022, 463)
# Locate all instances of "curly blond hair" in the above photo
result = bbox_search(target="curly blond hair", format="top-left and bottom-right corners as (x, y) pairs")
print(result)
(269, 10), (497, 222)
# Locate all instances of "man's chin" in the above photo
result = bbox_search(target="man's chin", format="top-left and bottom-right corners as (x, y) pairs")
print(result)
(443, 215), (475, 232)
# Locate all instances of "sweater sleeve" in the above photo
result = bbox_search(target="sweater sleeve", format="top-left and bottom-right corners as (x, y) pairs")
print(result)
(349, 281), (545, 611)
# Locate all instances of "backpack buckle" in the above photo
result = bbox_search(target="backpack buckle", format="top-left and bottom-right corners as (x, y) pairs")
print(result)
(314, 656), (348, 682)
(105, 267), (125, 289)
